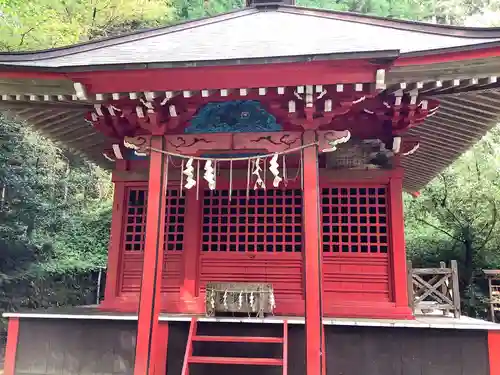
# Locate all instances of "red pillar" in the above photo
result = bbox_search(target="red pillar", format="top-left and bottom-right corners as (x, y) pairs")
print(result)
(388, 172), (411, 314)
(181, 188), (202, 313)
(134, 136), (168, 375)
(103, 161), (127, 305)
(153, 323), (169, 375)
(4, 317), (20, 375)
(489, 331), (500, 375)
(302, 130), (324, 375)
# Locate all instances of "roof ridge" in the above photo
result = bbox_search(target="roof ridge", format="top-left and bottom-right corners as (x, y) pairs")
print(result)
(0, 8), (257, 62)
(278, 5), (500, 38)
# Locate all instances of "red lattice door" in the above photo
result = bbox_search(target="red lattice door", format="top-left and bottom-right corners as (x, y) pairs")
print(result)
(199, 188), (304, 315)
(321, 185), (391, 312)
(120, 186), (185, 302)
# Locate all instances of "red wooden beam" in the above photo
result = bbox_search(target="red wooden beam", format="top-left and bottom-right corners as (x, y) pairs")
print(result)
(153, 323), (169, 375)
(189, 356), (283, 365)
(134, 136), (168, 375)
(181, 189), (201, 312)
(70, 60), (377, 93)
(181, 318), (197, 375)
(193, 336), (283, 343)
(283, 321), (289, 375)
(103, 163), (127, 305)
(302, 130), (325, 375)
(4, 317), (20, 375)
(395, 45), (500, 67)
(489, 331), (500, 375)
(388, 173), (412, 316)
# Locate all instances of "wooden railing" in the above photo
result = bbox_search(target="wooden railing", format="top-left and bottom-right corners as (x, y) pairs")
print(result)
(407, 260), (461, 318)
(484, 269), (500, 322)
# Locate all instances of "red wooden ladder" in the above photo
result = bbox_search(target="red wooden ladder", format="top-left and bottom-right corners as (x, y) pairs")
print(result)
(181, 317), (288, 375)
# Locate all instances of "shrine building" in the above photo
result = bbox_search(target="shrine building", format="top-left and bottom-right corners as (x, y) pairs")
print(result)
(2, 0), (500, 374)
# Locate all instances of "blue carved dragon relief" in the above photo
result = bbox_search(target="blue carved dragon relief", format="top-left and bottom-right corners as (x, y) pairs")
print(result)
(184, 100), (282, 134)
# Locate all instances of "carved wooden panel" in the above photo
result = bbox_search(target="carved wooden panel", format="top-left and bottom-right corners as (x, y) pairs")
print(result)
(232, 131), (302, 152)
(165, 134), (232, 155)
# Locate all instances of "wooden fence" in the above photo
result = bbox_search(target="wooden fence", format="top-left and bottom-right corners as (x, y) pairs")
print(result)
(407, 260), (461, 318)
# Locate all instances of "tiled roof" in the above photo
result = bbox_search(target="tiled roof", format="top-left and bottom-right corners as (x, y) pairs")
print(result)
(2, 7), (500, 68)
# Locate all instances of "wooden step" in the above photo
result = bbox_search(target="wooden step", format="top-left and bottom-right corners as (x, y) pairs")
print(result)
(192, 335), (283, 343)
(189, 356), (283, 366)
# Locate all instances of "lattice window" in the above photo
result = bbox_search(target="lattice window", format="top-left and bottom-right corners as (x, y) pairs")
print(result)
(123, 188), (186, 252)
(124, 188), (147, 252)
(321, 187), (388, 254)
(164, 189), (186, 251)
(202, 189), (302, 252)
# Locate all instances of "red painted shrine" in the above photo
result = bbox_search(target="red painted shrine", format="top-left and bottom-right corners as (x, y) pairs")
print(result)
(3, 1), (500, 375)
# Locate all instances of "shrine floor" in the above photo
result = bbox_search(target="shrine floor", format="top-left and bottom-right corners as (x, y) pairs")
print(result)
(4, 306), (497, 375)
(4, 305), (500, 331)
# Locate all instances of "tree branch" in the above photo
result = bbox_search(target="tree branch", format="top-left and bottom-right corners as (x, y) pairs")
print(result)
(414, 217), (463, 242)
(476, 199), (497, 252)
(437, 173), (466, 229)
(18, 27), (35, 48)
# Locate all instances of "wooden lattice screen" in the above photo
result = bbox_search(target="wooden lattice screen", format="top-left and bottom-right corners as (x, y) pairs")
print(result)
(201, 189), (303, 253)
(199, 188), (304, 314)
(321, 185), (391, 305)
(120, 187), (185, 294)
(322, 187), (388, 254)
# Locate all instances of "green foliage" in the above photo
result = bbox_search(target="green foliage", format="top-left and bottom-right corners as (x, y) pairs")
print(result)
(0, 0), (175, 50)
(405, 126), (500, 316)
(0, 114), (111, 323)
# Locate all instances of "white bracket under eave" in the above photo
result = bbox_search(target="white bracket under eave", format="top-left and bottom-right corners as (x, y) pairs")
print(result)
(375, 69), (386, 90)
(392, 136), (401, 153)
(112, 144), (123, 160)
(73, 82), (88, 100)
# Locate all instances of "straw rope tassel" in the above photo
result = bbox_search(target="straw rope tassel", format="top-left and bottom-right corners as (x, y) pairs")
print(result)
(270, 153), (282, 187)
(183, 157), (196, 189)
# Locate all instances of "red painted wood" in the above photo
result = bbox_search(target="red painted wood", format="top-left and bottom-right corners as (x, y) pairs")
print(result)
(302, 130), (324, 375)
(395, 46), (500, 67)
(232, 131), (303, 153)
(118, 184), (185, 305)
(104, 172), (126, 304)
(321, 184), (392, 307)
(153, 323), (169, 375)
(70, 60), (377, 93)
(134, 136), (168, 375)
(182, 188), (201, 311)
(189, 356), (284, 365)
(181, 318), (197, 375)
(489, 331), (500, 375)
(193, 336), (283, 343)
(388, 175), (411, 311)
(199, 252), (303, 314)
(3, 317), (19, 375)
(283, 321), (289, 375)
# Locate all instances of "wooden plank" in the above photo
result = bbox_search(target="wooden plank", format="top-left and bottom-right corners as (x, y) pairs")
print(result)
(407, 260), (414, 311)
(412, 268), (452, 275)
(451, 260), (461, 318)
